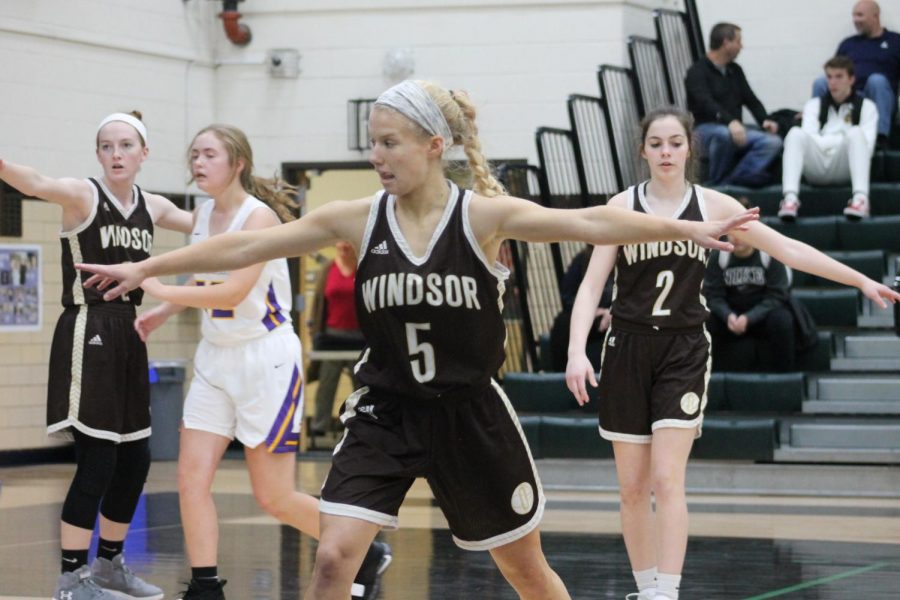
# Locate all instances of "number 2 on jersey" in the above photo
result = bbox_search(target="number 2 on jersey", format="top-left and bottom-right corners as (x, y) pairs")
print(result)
(652, 270), (674, 316)
(405, 322), (436, 383)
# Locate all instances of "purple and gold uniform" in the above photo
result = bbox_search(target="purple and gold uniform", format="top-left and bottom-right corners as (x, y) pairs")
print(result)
(181, 196), (302, 452)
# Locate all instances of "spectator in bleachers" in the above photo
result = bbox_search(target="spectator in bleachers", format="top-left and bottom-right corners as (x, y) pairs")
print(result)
(779, 56), (878, 221)
(813, 1), (900, 149)
(705, 234), (797, 372)
(307, 241), (365, 436)
(686, 22), (783, 187)
(549, 246), (613, 371)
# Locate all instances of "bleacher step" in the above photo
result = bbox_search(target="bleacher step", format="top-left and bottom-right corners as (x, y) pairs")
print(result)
(858, 313), (894, 327)
(774, 446), (900, 464)
(844, 335), (900, 357)
(803, 399), (900, 415)
(788, 423), (900, 449)
(830, 357), (900, 371)
(814, 376), (900, 400)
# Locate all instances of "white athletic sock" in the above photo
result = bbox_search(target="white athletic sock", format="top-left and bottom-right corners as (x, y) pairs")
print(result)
(656, 572), (681, 599)
(633, 566), (658, 592)
(783, 191), (799, 204)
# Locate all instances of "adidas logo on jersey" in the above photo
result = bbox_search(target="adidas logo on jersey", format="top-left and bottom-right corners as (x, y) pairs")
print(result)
(357, 404), (378, 419)
(370, 241), (389, 255)
(88, 334), (103, 346)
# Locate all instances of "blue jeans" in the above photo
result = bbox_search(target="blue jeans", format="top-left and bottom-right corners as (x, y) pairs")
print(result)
(813, 73), (897, 137)
(696, 122), (783, 187)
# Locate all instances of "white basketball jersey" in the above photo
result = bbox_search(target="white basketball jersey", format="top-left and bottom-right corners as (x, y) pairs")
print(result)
(192, 196), (293, 345)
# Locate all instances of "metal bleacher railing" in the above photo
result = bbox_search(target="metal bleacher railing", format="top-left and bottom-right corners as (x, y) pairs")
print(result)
(627, 35), (673, 116)
(653, 8), (698, 110)
(567, 94), (620, 201)
(597, 65), (644, 189)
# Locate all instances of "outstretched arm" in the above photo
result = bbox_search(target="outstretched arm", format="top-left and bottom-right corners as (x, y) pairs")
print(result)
(710, 191), (900, 308)
(0, 159), (93, 222)
(78, 198), (371, 301)
(471, 192), (757, 252)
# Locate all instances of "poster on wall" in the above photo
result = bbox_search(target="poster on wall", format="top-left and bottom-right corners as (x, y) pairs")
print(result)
(0, 244), (42, 331)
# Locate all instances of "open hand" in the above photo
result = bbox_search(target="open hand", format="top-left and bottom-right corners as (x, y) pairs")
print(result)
(77, 261), (146, 301)
(565, 352), (598, 406)
(134, 305), (170, 342)
(860, 279), (900, 309)
(690, 207), (759, 252)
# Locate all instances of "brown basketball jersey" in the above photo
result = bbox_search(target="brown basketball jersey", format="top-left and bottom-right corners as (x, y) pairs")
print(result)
(610, 182), (710, 330)
(354, 182), (508, 399)
(60, 178), (153, 306)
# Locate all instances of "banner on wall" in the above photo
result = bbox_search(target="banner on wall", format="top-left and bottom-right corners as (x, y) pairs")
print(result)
(0, 244), (42, 331)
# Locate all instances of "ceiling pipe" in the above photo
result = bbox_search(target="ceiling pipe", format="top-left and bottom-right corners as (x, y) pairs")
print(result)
(220, 0), (251, 46)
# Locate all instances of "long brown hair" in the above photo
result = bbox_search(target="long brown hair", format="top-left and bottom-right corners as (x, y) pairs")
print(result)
(189, 124), (299, 222)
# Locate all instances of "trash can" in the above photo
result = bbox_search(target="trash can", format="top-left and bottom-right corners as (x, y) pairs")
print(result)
(148, 360), (186, 461)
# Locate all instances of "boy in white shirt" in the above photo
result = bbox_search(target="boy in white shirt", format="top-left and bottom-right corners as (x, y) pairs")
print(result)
(779, 55), (878, 221)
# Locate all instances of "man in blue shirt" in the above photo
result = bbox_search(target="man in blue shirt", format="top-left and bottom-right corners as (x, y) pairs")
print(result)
(814, 0), (900, 146)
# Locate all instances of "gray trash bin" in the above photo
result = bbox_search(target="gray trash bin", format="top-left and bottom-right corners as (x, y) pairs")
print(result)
(148, 360), (186, 461)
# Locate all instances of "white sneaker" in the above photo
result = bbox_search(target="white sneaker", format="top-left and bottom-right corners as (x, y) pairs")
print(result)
(625, 590), (657, 600)
(778, 196), (800, 221)
(843, 195), (870, 220)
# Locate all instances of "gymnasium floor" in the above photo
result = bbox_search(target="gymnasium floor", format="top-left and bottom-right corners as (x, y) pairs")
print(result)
(1, 456), (899, 599)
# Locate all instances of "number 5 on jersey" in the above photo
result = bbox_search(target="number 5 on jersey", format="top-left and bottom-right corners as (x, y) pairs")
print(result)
(406, 322), (436, 383)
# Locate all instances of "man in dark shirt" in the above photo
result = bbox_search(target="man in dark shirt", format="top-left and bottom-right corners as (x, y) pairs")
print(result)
(812, 0), (900, 146)
(686, 22), (782, 187)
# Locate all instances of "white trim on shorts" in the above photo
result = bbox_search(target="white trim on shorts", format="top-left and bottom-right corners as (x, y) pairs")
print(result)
(452, 380), (546, 551)
(318, 499), (399, 530)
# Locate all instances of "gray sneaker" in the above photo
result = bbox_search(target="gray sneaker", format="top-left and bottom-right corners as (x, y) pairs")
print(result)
(90, 554), (164, 600)
(53, 565), (118, 600)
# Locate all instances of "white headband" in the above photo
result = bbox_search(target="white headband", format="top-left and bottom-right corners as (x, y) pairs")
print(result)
(374, 80), (454, 150)
(97, 113), (148, 145)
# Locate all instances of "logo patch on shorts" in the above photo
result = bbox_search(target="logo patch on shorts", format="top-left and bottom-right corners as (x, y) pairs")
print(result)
(607, 336), (616, 347)
(680, 392), (700, 415)
(510, 482), (534, 515)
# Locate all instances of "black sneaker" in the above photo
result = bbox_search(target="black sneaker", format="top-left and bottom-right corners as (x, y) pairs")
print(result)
(176, 578), (227, 600)
(351, 541), (392, 599)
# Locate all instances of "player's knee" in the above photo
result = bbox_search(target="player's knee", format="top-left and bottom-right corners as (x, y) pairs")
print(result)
(618, 477), (651, 506)
(312, 543), (356, 585)
(499, 557), (555, 593)
(650, 469), (684, 502)
(253, 487), (290, 519)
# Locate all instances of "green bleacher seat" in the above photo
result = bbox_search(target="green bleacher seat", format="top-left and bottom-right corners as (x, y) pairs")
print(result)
(518, 415), (542, 458)
(791, 250), (885, 288)
(763, 216), (840, 250)
(539, 416), (612, 459)
(837, 215), (900, 252)
(501, 372), (574, 413)
(692, 416), (778, 461)
(795, 331), (834, 372)
(723, 373), (804, 413)
(705, 372), (727, 412)
(793, 288), (858, 327)
(880, 152), (900, 183)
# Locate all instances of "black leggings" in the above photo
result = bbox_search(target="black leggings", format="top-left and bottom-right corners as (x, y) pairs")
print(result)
(61, 430), (151, 530)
